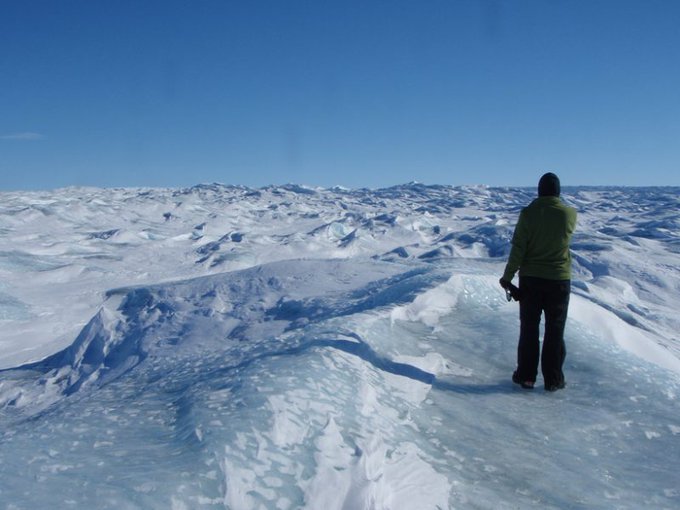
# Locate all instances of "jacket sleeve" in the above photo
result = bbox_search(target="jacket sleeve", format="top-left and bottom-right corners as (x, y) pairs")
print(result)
(568, 208), (577, 235)
(502, 209), (528, 282)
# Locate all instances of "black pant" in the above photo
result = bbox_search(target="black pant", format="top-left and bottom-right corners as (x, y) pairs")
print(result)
(516, 276), (570, 387)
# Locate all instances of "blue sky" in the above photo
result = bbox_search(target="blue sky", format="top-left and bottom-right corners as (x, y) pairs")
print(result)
(1, 0), (679, 190)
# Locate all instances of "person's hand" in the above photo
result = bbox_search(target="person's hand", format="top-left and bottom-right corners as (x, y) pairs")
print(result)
(500, 279), (522, 301)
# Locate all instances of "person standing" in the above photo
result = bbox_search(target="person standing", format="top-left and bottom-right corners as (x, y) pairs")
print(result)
(499, 173), (577, 391)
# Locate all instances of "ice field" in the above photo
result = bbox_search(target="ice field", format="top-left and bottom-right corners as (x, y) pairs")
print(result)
(0, 184), (678, 509)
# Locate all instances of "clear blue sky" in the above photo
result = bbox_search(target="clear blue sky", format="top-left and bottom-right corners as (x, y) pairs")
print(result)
(1, 0), (679, 190)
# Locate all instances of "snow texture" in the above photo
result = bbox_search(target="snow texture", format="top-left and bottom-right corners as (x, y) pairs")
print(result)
(0, 183), (679, 509)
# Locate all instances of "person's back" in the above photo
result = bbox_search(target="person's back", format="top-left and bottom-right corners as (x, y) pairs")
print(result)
(500, 172), (577, 392)
(513, 196), (576, 281)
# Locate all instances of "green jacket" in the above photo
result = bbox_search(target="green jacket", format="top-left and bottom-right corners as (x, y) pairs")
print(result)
(502, 196), (577, 282)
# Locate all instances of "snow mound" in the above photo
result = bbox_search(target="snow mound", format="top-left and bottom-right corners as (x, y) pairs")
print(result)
(8, 259), (448, 409)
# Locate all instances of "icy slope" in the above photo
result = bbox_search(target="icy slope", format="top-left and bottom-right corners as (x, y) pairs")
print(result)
(1, 257), (678, 509)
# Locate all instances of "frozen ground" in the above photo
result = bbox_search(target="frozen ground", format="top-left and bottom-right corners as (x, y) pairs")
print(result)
(0, 184), (678, 509)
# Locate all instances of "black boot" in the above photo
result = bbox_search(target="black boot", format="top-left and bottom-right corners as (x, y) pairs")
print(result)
(512, 371), (535, 389)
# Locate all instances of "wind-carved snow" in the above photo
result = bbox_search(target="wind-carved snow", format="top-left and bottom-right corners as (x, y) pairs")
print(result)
(0, 184), (679, 508)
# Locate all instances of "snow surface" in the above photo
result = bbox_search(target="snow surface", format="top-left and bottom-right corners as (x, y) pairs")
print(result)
(0, 183), (679, 509)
